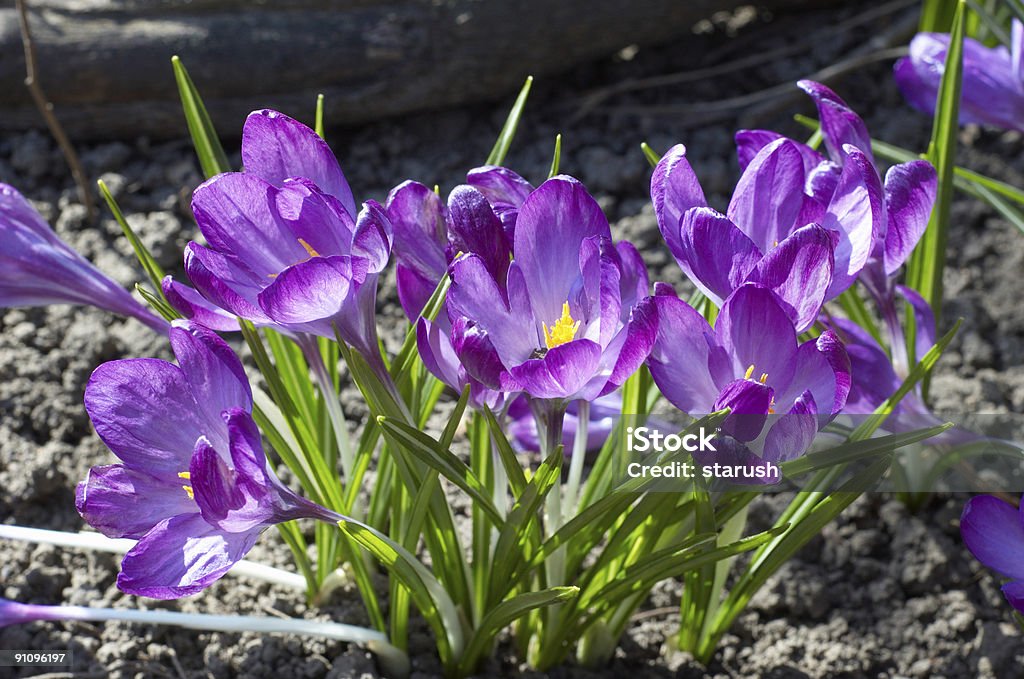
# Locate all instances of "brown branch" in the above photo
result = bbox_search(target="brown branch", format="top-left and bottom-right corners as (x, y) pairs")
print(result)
(15, 0), (97, 221)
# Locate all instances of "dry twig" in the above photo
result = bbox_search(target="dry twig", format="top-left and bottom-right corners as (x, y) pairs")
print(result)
(15, 0), (97, 220)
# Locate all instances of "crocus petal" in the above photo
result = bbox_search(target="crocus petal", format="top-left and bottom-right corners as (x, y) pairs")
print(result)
(183, 242), (271, 324)
(806, 161), (841, 205)
(961, 494), (1024, 580)
(352, 200), (393, 274)
(616, 241), (649, 314)
(117, 513), (258, 599)
(714, 284), (798, 392)
(448, 254), (536, 365)
(735, 130), (825, 175)
(600, 296), (658, 396)
(334, 271), (384, 365)
(893, 54), (940, 115)
(713, 378), (773, 442)
(417, 317), (464, 390)
(84, 358), (201, 477)
(192, 173), (309, 278)
(678, 207), (763, 305)
(192, 410), (314, 533)
(895, 284), (937, 360)
(162, 277), (239, 332)
(274, 178), (354, 257)
(651, 144), (707, 258)
(168, 320), (253, 438)
(797, 80), (875, 165)
(726, 138), (806, 252)
(883, 161), (937, 275)
(241, 109), (356, 217)
(646, 295), (720, 413)
(762, 391), (818, 464)
(830, 318), (901, 415)
(448, 185), (511, 283)
(749, 224), (834, 332)
(396, 264), (441, 321)
(821, 146), (883, 299)
(452, 316), (507, 390)
(1013, 18), (1024, 86)
(76, 464), (195, 540)
(515, 176), (611, 327)
(256, 256), (353, 326)
(466, 165), (534, 233)
(466, 165), (534, 209)
(502, 339), (602, 400)
(386, 180), (448, 280)
(1002, 581), (1024, 614)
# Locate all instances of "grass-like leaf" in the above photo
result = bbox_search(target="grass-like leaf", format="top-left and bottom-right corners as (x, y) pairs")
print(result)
(97, 180), (166, 297)
(171, 56), (231, 178)
(486, 76), (533, 166)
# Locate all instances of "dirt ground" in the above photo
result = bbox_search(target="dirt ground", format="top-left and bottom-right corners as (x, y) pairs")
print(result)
(2, 1), (1024, 677)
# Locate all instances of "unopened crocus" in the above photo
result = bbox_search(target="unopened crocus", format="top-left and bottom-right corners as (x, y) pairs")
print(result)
(183, 109), (392, 361)
(647, 283), (850, 482)
(961, 493), (1024, 613)
(895, 20), (1024, 133)
(0, 183), (167, 333)
(77, 320), (338, 598)
(445, 175), (656, 404)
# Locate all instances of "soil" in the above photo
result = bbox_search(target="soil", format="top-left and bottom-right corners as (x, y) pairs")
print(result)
(3, 1), (1024, 677)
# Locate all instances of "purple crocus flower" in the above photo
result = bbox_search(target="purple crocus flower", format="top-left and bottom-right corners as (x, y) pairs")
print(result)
(651, 133), (880, 331)
(961, 493), (1024, 613)
(646, 283), (850, 483)
(183, 109), (392, 361)
(895, 20), (1024, 132)
(733, 81), (937, 324)
(444, 175), (656, 403)
(77, 320), (337, 598)
(0, 183), (167, 333)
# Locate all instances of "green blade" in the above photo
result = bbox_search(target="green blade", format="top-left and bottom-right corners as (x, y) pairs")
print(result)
(171, 56), (231, 178)
(486, 76), (533, 166)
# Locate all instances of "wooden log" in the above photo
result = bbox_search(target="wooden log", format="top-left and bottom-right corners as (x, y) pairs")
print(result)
(0, 0), (835, 140)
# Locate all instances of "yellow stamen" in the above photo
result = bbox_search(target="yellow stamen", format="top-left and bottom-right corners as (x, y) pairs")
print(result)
(298, 238), (321, 258)
(744, 364), (755, 380)
(178, 471), (194, 500)
(759, 373), (768, 384)
(543, 302), (581, 349)
(769, 397), (776, 415)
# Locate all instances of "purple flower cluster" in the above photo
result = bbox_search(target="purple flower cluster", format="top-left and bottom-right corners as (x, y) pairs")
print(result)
(0, 79), (959, 599)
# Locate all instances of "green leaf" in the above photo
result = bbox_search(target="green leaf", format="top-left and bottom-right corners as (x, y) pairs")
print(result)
(781, 423), (953, 477)
(919, 0), (958, 31)
(548, 134), (563, 178)
(487, 445), (564, 608)
(483, 406), (529, 497)
(486, 76), (533, 166)
(906, 0), (965, 332)
(315, 93), (326, 139)
(698, 456), (890, 661)
(640, 142), (661, 168)
(377, 416), (505, 526)
(457, 587), (579, 675)
(171, 56), (231, 178)
(135, 284), (179, 322)
(337, 519), (465, 669)
(97, 180), (167, 296)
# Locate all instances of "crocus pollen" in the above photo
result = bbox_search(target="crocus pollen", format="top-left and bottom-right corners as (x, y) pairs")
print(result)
(543, 302), (581, 350)
(178, 471), (194, 500)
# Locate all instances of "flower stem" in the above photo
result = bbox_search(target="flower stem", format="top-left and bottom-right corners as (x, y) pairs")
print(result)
(563, 400), (589, 523)
(0, 525), (306, 591)
(298, 335), (354, 484)
(10, 600), (409, 678)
